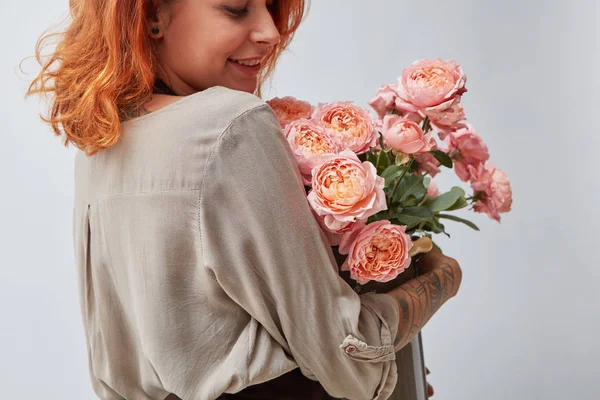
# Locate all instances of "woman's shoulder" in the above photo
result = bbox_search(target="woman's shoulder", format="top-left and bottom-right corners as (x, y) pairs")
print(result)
(118, 85), (279, 154)
(206, 85), (271, 122)
(213, 87), (279, 135)
(122, 85), (272, 133)
(191, 86), (281, 148)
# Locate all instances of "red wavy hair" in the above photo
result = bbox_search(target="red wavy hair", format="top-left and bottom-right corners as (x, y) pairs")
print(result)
(22, 0), (309, 156)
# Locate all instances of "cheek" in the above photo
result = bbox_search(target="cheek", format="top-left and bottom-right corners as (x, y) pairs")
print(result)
(168, 9), (242, 63)
(218, 28), (250, 59)
(193, 30), (249, 71)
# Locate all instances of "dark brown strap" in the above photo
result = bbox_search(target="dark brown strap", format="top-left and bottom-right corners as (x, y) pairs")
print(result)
(164, 368), (336, 400)
(217, 368), (335, 400)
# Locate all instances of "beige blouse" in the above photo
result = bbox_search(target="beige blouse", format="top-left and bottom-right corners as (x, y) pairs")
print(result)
(72, 85), (401, 400)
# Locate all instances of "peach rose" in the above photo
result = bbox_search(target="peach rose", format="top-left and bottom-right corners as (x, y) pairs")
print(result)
(338, 220), (414, 285)
(468, 162), (512, 222)
(266, 96), (314, 129)
(311, 101), (378, 155)
(307, 149), (387, 230)
(284, 119), (339, 186)
(426, 180), (441, 197)
(428, 103), (467, 140)
(396, 58), (467, 118)
(312, 209), (365, 246)
(381, 114), (436, 154)
(445, 124), (490, 182)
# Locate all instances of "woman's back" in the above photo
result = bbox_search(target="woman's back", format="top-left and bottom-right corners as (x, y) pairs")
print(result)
(73, 86), (295, 399)
(73, 85), (402, 400)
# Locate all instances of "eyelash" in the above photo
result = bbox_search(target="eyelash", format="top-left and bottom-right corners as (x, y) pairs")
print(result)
(224, 6), (249, 18)
(224, 3), (276, 18)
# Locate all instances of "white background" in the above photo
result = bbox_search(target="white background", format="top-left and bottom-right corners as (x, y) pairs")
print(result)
(2, 0), (598, 398)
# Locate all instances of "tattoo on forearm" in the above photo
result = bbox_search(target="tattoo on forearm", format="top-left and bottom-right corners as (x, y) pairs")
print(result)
(393, 263), (456, 348)
(439, 262), (455, 298)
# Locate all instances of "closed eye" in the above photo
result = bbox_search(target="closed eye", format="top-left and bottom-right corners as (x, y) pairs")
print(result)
(223, 6), (249, 18)
(223, 2), (276, 18)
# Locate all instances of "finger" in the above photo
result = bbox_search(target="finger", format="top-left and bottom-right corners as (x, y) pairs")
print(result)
(427, 383), (434, 397)
(408, 237), (433, 257)
(426, 367), (430, 375)
(415, 248), (445, 268)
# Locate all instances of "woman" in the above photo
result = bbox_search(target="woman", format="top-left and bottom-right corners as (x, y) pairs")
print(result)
(25, 0), (461, 398)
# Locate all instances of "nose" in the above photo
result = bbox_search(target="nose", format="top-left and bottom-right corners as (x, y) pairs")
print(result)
(250, 7), (280, 48)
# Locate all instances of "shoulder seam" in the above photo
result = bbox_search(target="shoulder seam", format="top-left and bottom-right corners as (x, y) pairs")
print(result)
(218, 102), (270, 144)
(196, 101), (270, 274)
(199, 102), (270, 199)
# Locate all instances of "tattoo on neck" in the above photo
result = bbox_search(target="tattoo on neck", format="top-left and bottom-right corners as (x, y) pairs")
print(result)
(123, 95), (154, 121)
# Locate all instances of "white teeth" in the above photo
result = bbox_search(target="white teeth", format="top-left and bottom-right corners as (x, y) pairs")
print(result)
(232, 59), (260, 66)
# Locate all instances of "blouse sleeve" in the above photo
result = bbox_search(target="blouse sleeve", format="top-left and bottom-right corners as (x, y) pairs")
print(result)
(199, 103), (401, 400)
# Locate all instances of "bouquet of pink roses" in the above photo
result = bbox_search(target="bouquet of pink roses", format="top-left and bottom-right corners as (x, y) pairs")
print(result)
(267, 58), (512, 292)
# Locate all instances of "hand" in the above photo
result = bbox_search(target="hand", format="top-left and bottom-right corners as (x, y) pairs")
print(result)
(414, 244), (459, 276)
(413, 245), (462, 298)
(426, 367), (434, 397)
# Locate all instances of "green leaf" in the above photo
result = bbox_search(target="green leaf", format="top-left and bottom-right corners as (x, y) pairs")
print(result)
(393, 206), (436, 229)
(366, 151), (378, 166)
(381, 165), (405, 187)
(438, 213), (480, 231)
(402, 196), (420, 208)
(375, 151), (392, 174)
(367, 211), (390, 224)
(424, 186), (466, 212)
(431, 220), (450, 237)
(446, 195), (468, 211)
(418, 217), (451, 238)
(393, 173), (427, 205)
(429, 149), (453, 168)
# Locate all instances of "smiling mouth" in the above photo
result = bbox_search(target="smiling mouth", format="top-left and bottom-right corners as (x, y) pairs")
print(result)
(228, 58), (262, 67)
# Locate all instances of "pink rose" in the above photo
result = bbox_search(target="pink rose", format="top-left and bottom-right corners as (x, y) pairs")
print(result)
(369, 83), (424, 122)
(426, 180), (441, 197)
(468, 163), (513, 222)
(428, 103), (467, 140)
(284, 119), (339, 186)
(368, 84), (399, 118)
(396, 58), (467, 118)
(372, 118), (388, 152)
(414, 141), (443, 177)
(381, 114), (436, 155)
(445, 124), (490, 182)
(338, 221), (414, 285)
(307, 149), (387, 229)
(266, 96), (314, 129)
(311, 101), (378, 155)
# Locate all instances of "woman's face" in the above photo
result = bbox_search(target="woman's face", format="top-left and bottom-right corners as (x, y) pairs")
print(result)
(150, 0), (280, 94)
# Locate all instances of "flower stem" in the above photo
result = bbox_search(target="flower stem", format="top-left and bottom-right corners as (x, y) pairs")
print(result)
(392, 156), (414, 195)
(422, 116), (432, 133)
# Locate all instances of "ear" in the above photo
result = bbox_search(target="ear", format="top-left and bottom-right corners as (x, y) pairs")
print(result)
(146, 0), (171, 38)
